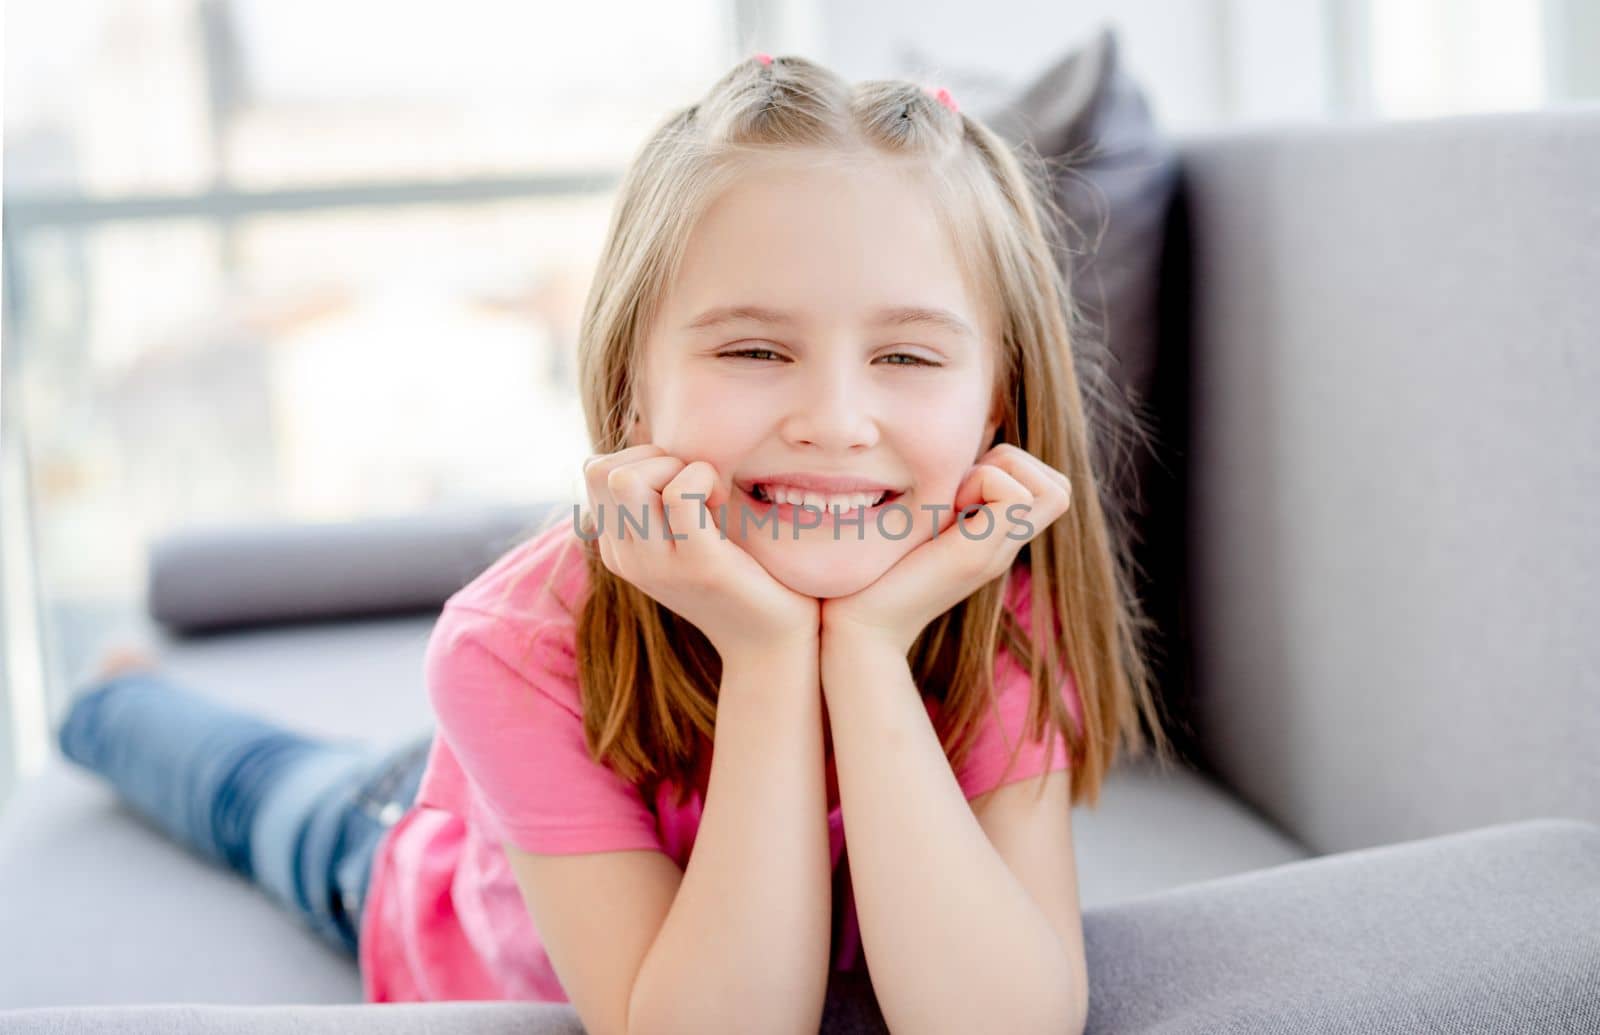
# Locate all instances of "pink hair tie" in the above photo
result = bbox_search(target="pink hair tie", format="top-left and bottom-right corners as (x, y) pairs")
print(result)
(754, 52), (773, 66)
(924, 85), (959, 113)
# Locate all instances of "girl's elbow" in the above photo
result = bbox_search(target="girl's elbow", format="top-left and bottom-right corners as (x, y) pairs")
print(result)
(1034, 972), (1087, 1035)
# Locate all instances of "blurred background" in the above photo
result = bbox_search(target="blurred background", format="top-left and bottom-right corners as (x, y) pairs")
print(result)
(2, 0), (1597, 810)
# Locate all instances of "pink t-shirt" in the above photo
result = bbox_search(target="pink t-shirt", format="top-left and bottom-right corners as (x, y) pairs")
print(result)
(359, 520), (1081, 1002)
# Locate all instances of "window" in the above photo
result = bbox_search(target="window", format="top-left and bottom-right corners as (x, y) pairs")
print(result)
(3, 0), (743, 773)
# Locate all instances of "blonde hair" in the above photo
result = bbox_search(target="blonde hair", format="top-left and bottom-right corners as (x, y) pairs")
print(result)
(511, 53), (1177, 812)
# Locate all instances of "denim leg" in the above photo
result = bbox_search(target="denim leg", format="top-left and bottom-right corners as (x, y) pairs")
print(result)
(241, 730), (432, 956)
(333, 735), (432, 946)
(329, 811), (390, 954)
(55, 669), (365, 881)
(247, 743), (379, 929)
(56, 668), (434, 958)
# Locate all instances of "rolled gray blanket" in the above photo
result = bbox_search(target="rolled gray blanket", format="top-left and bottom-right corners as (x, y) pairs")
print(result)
(146, 502), (569, 633)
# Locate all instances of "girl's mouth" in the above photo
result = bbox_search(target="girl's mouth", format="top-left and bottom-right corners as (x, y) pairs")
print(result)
(739, 483), (905, 519)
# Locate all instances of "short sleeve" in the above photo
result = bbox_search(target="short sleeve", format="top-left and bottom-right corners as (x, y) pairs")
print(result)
(952, 660), (1078, 801)
(423, 603), (664, 856)
(951, 567), (1082, 800)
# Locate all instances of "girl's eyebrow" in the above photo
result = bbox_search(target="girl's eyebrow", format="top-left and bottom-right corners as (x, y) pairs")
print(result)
(683, 303), (977, 342)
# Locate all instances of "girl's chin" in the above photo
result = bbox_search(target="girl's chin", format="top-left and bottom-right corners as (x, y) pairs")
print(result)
(748, 544), (901, 600)
(778, 574), (872, 600)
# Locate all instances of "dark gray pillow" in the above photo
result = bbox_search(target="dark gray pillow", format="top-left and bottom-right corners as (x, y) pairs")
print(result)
(978, 25), (1180, 531)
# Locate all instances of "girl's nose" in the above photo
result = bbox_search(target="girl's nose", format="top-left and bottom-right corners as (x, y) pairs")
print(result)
(779, 366), (880, 451)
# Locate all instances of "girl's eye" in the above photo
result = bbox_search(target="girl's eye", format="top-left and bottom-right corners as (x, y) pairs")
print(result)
(717, 347), (938, 367)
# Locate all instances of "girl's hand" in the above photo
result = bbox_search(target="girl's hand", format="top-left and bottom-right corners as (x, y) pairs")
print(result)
(583, 445), (821, 663)
(819, 444), (1072, 657)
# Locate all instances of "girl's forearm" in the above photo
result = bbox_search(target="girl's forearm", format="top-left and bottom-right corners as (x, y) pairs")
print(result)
(629, 639), (831, 1035)
(821, 631), (1076, 1035)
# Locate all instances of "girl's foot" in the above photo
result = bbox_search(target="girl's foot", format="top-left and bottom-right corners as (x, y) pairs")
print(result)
(59, 643), (165, 770)
(84, 644), (160, 687)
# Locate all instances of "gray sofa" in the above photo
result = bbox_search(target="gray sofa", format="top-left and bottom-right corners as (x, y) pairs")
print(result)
(4, 105), (1599, 1033)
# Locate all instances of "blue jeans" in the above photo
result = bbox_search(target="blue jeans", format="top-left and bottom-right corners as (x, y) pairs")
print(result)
(56, 669), (432, 959)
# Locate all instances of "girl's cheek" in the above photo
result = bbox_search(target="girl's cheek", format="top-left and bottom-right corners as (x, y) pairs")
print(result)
(657, 377), (769, 450)
(889, 407), (989, 499)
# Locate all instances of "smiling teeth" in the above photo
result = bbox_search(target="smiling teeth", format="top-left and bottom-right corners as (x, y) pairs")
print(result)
(756, 484), (889, 510)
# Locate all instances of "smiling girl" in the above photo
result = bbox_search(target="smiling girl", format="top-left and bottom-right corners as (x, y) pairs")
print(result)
(58, 52), (1176, 1035)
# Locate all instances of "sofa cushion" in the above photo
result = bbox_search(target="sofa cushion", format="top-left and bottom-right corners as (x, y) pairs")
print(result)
(0, 612), (1305, 1009)
(1082, 818), (1600, 1032)
(0, 614), (441, 1008)
(7, 819), (1594, 1031)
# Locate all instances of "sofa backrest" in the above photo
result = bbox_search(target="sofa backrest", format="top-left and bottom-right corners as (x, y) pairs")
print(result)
(1170, 105), (1600, 855)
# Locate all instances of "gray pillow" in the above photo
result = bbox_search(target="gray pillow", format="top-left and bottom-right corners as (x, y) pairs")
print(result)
(978, 25), (1180, 532)
(146, 502), (565, 633)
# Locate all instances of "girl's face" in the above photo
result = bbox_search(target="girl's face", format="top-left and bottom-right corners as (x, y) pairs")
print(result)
(633, 155), (1002, 599)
